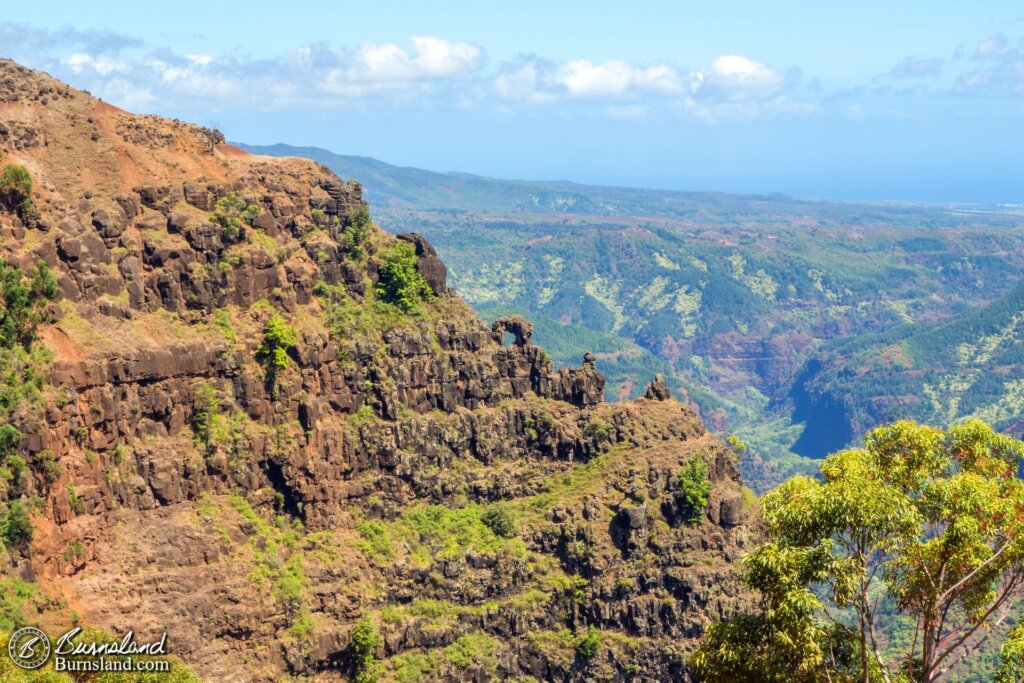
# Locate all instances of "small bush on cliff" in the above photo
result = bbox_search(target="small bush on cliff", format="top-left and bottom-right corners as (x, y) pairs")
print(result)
(583, 419), (613, 439)
(191, 383), (220, 454)
(33, 450), (61, 483)
(256, 315), (297, 395)
(0, 259), (59, 350)
(574, 625), (602, 662)
(340, 206), (372, 260)
(0, 425), (21, 458)
(213, 192), (261, 239)
(0, 165), (32, 205)
(0, 165), (37, 224)
(0, 501), (33, 551)
(351, 617), (380, 683)
(678, 457), (712, 525)
(481, 505), (518, 538)
(375, 242), (434, 313)
(481, 504), (518, 539)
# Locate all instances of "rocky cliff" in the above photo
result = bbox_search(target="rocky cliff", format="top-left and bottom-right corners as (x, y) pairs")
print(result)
(0, 59), (756, 682)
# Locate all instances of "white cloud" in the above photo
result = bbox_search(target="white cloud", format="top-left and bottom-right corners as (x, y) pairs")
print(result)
(62, 53), (126, 76)
(493, 57), (683, 102)
(689, 55), (794, 101)
(555, 59), (682, 98)
(321, 35), (481, 90)
(6, 22), (814, 122)
(493, 61), (556, 104)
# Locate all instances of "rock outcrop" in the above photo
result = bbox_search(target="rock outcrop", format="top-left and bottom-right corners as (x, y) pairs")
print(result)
(0, 60), (757, 682)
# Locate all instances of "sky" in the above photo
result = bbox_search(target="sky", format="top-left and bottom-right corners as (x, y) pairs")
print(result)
(1, 1), (1022, 203)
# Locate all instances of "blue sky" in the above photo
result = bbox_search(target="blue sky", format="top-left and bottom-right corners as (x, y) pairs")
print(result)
(2, 1), (1022, 203)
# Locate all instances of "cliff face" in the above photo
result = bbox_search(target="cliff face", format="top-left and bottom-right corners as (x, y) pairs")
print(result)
(0, 60), (756, 682)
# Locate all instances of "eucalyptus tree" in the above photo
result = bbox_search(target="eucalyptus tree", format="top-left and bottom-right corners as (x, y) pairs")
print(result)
(691, 419), (1024, 683)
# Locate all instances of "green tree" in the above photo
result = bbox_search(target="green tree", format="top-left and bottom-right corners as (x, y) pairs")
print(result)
(678, 457), (713, 525)
(256, 315), (297, 395)
(0, 165), (32, 204)
(212, 192), (261, 238)
(575, 625), (602, 662)
(191, 384), (220, 454)
(0, 259), (59, 349)
(691, 419), (1024, 683)
(1, 501), (33, 550)
(481, 504), (518, 539)
(340, 206), (372, 260)
(375, 242), (434, 313)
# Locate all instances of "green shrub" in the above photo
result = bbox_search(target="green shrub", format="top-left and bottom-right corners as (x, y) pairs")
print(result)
(726, 434), (748, 461)
(340, 206), (372, 260)
(212, 192), (261, 238)
(375, 242), (434, 313)
(34, 450), (61, 484)
(1, 501), (33, 550)
(256, 315), (297, 394)
(481, 504), (519, 539)
(575, 625), (601, 662)
(0, 425), (20, 456)
(0, 259), (59, 350)
(0, 165), (32, 205)
(678, 458), (713, 525)
(63, 539), (85, 562)
(583, 420), (613, 439)
(445, 632), (498, 669)
(192, 383), (220, 453)
(67, 483), (83, 514)
(351, 617), (379, 683)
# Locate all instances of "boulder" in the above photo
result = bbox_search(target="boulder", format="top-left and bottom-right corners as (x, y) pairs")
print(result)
(644, 374), (671, 400)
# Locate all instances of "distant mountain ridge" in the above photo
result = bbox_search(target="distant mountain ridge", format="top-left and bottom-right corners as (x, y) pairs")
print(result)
(237, 142), (803, 215)
(239, 143), (1024, 223)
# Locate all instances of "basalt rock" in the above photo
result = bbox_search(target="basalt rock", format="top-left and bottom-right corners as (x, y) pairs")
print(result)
(397, 232), (447, 295)
(492, 314), (533, 347)
(644, 374), (671, 400)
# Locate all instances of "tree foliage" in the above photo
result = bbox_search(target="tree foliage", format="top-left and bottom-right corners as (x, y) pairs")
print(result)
(191, 384), (220, 455)
(256, 315), (297, 395)
(375, 242), (434, 313)
(0, 259), (59, 350)
(678, 457), (713, 525)
(0, 165), (32, 204)
(481, 504), (518, 539)
(212, 192), (261, 238)
(351, 617), (380, 683)
(0, 501), (33, 551)
(691, 419), (1024, 683)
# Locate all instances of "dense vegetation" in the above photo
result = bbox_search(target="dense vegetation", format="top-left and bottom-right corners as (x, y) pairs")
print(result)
(692, 419), (1024, 683)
